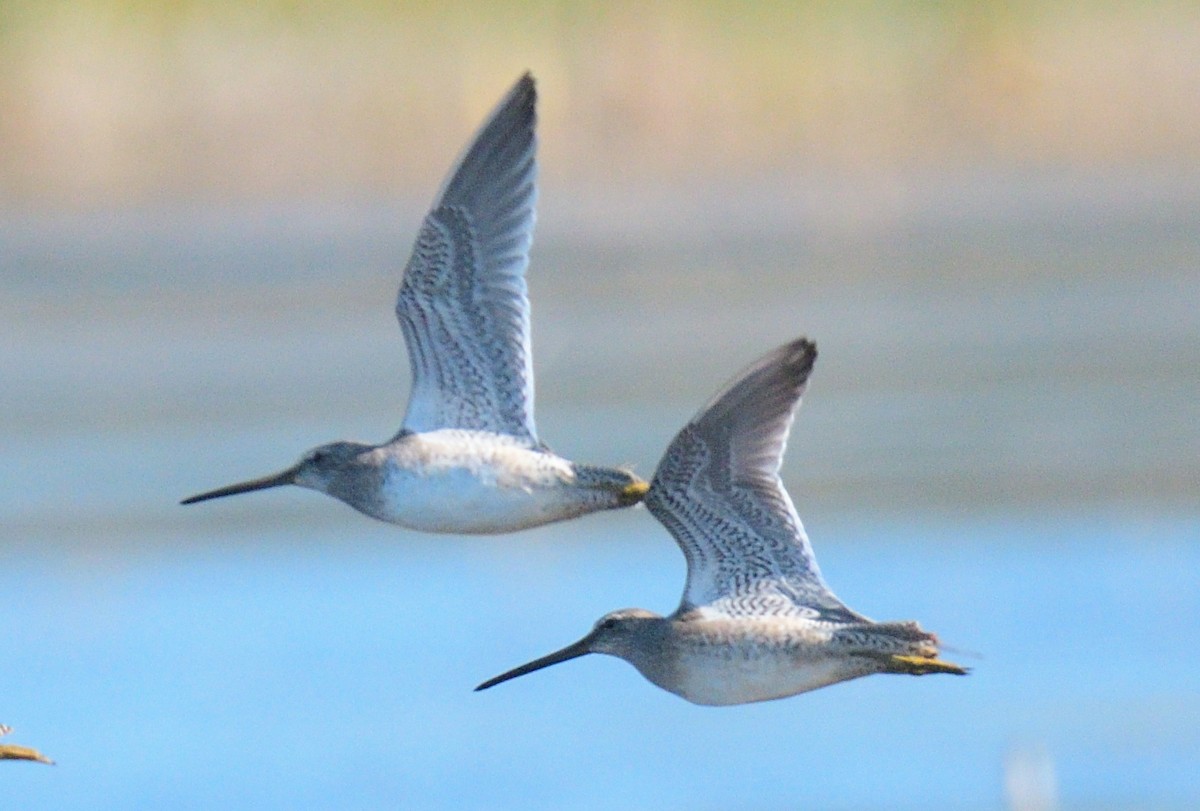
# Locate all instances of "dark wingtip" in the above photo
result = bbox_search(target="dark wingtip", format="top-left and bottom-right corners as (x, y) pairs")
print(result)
(685, 334), (820, 438)
(508, 71), (537, 109)
(783, 336), (817, 377)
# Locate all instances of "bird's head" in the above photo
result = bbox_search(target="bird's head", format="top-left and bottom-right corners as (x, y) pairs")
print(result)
(474, 608), (661, 693)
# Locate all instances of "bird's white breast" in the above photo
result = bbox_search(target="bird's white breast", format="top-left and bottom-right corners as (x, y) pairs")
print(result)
(372, 430), (584, 534)
(672, 653), (858, 706)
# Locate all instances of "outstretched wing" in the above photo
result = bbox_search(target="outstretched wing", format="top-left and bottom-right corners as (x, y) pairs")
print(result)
(645, 339), (865, 621)
(396, 73), (539, 443)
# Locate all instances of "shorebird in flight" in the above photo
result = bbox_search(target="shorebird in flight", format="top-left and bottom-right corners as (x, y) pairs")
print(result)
(183, 74), (647, 533)
(477, 339), (966, 703)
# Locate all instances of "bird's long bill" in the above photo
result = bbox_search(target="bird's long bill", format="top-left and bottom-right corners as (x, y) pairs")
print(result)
(475, 636), (593, 692)
(180, 466), (298, 505)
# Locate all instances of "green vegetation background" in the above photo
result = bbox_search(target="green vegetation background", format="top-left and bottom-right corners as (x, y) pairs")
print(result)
(2, 1), (1197, 206)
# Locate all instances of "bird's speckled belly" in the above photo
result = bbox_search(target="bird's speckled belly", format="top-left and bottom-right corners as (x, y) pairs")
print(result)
(667, 643), (871, 706)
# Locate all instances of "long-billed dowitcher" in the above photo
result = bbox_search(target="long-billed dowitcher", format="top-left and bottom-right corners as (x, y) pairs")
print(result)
(477, 338), (966, 704)
(182, 74), (647, 533)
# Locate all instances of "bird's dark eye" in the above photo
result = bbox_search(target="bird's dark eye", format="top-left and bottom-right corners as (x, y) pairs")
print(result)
(599, 617), (619, 631)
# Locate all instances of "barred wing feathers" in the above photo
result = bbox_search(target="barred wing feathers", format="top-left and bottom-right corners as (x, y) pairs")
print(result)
(397, 73), (540, 443)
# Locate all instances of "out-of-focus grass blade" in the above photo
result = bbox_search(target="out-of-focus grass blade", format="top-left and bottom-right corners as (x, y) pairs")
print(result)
(0, 725), (53, 765)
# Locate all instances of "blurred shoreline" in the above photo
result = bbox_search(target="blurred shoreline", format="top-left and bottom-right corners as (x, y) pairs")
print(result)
(3, 163), (1197, 533)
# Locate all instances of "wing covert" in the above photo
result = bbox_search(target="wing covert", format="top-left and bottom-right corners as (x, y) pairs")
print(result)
(396, 73), (539, 442)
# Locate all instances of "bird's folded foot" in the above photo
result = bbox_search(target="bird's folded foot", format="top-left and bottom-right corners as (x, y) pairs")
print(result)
(620, 479), (651, 506)
(887, 654), (969, 676)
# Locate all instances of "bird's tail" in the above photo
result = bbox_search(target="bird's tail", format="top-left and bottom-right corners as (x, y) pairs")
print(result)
(839, 621), (970, 676)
